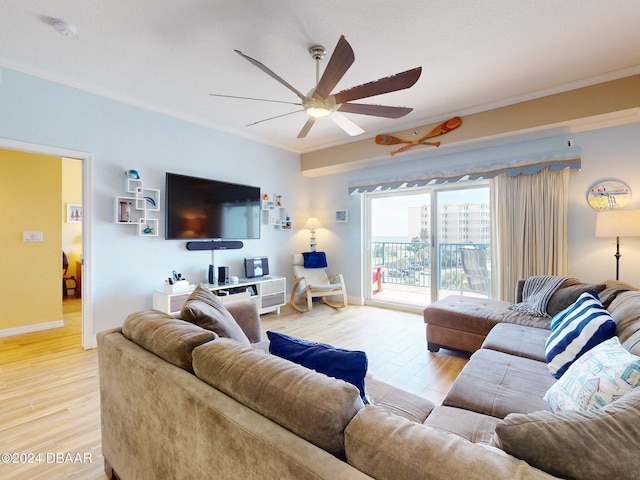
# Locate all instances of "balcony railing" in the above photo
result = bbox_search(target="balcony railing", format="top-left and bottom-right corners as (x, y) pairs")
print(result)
(372, 241), (490, 291)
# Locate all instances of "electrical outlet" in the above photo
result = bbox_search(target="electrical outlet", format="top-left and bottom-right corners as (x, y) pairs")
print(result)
(23, 231), (43, 242)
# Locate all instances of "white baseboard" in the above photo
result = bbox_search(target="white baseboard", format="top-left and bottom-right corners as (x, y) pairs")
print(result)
(0, 320), (65, 338)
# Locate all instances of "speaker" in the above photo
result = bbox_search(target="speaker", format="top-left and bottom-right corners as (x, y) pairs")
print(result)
(217, 266), (229, 284)
(186, 240), (244, 251)
(244, 256), (269, 278)
(208, 265), (216, 284)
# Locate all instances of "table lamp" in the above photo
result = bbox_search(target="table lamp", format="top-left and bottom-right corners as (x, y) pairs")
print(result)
(303, 217), (323, 251)
(595, 209), (640, 280)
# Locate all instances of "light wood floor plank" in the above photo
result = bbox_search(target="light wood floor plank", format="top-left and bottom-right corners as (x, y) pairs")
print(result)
(0, 298), (467, 479)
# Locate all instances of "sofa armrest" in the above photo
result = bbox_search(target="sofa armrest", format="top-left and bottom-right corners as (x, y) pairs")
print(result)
(345, 406), (558, 480)
(226, 301), (262, 343)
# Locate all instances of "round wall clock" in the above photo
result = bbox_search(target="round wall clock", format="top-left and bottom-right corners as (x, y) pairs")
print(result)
(587, 180), (631, 211)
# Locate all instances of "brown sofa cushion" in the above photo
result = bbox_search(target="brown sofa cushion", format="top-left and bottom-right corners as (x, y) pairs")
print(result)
(225, 301), (263, 343)
(424, 405), (500, 444)
(491, 387), (640, 480)
(424, 296), (552, 336)
(598, 280), (637, 308)
(180, 284), (250, 345)
(608, 290), (640, 356)
(443, 349), (555, 418)
(122, 309), (217, 371)
(366, 377), (434, 423)
(546, 282), (606, 317)
(345, 405), (554, 480)
(481, 323), (549, 362)
(192, 338), (364, 455)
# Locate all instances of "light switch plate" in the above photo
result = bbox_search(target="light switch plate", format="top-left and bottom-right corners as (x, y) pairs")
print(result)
(23, 231), (43, 242)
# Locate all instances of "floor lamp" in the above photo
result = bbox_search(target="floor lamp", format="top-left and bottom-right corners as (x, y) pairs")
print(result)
(595, 209), (640, 280)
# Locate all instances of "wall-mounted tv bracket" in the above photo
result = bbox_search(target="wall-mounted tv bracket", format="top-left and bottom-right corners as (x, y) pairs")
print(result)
(185, 240), (244, 251)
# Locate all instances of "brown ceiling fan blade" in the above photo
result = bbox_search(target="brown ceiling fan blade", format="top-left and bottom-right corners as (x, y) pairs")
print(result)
(297, 118), (316, 138)
(338, 103), (413, 118)
(314, 35), (355, 100)
(246, 110), (304, 127)
(210, 93), (302, 106)
(334, 67), (422, 104)
(235, 49), (307, 101)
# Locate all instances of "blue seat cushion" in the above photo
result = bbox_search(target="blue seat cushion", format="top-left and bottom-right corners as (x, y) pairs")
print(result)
(302, 251), (328, 268)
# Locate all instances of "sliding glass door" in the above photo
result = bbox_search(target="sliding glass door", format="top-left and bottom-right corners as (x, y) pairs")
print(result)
(435, 187), (490, 301)
(365, 184), (490, 308)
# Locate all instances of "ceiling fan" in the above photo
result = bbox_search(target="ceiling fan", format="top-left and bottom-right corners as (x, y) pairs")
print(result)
(210, 35), (422, 139)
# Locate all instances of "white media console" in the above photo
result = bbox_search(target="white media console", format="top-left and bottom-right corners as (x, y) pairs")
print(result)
(152, 276), (287, 315)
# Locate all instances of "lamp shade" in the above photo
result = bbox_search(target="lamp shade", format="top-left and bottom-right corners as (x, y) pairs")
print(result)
(595, 209), (640, 238)
(303, 217), (323, 231)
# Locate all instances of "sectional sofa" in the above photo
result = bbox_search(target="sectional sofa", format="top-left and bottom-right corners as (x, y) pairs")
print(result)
(98, 282), (640, 479)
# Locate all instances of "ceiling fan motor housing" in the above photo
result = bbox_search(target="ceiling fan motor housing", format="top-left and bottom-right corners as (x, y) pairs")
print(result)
(309, 45), (326, 60)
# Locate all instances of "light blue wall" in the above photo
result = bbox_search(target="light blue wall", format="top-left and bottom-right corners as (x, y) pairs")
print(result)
(0, 68), (311, 341)
(2, 67), (640, 342)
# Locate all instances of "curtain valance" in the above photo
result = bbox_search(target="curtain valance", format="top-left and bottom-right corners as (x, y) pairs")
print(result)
(348, 148), (581, 194)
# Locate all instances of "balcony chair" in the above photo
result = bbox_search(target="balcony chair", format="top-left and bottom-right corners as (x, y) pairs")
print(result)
(290, 252), (347, 312)
(372, 265), (385, 295)
(458, 247), (491, 297)
(63, 251), (78, 298)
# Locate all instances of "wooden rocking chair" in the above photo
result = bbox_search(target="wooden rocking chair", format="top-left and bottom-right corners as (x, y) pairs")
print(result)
(290, 253), (347, 312)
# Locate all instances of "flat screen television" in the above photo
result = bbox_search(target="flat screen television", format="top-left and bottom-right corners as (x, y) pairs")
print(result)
(165, 172), (261, 240)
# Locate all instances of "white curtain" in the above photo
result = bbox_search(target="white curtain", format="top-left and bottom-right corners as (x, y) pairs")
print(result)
(490, 166), (570, 301)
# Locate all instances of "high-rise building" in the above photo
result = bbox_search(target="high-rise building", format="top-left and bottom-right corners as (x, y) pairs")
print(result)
(408, 203), (490, 244)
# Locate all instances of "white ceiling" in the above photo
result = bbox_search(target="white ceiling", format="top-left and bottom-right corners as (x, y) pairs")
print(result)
(2, 1), (640, 154)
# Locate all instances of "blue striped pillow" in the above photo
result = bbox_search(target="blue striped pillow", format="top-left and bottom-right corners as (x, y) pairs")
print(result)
(545, 291), (616, 379)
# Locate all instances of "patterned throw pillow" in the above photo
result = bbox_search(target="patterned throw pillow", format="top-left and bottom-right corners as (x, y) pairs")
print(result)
(544, 337), (640, 412)
(545, 291), (616, 379)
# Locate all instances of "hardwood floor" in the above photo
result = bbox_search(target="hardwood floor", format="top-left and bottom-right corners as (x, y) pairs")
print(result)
(0, 298), (106, 480)
(262, 303), (469, 405)
(0, 298), (467, 480)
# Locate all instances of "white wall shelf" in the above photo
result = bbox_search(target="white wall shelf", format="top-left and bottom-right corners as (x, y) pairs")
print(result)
(261, 199), (290, 229)
(126, 178), (143, 193)
(136, 187), (160, 212)
(115, 174), (160, 236)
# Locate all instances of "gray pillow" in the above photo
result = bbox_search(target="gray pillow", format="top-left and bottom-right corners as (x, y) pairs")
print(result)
(180, 284), (250, 345)
(491, 388), (640, 479)
(547, 282), (606, 317)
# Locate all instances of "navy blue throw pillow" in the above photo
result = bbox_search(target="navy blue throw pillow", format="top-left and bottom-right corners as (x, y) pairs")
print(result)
(267, 331), (369, 404)
(302, 251), (328, 268)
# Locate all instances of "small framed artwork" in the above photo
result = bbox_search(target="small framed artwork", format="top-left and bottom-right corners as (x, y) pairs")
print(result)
(67, 203), (83, 223)
(335, 209), (348, 223)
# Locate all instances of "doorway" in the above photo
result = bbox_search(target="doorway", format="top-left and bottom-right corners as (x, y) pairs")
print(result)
(365, 183), (490, 309)
(0, 138), (92, 348)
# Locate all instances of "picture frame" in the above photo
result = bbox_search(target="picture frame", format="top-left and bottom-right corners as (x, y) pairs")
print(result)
(335, 209), (349, 223)
(586, 179), (631, 211)
(67, 203), (83, 223)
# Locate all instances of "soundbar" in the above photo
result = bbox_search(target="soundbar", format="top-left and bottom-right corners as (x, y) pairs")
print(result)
(186, 241), (244, 251)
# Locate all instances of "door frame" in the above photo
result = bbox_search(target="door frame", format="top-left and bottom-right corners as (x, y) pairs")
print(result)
(0, 137), (94, 348)
(363, 182), (490, 308)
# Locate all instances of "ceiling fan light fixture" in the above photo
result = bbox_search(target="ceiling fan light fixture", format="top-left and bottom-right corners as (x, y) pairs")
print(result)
(305, 105), (332, 118)
(304, 94), (335, 118)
